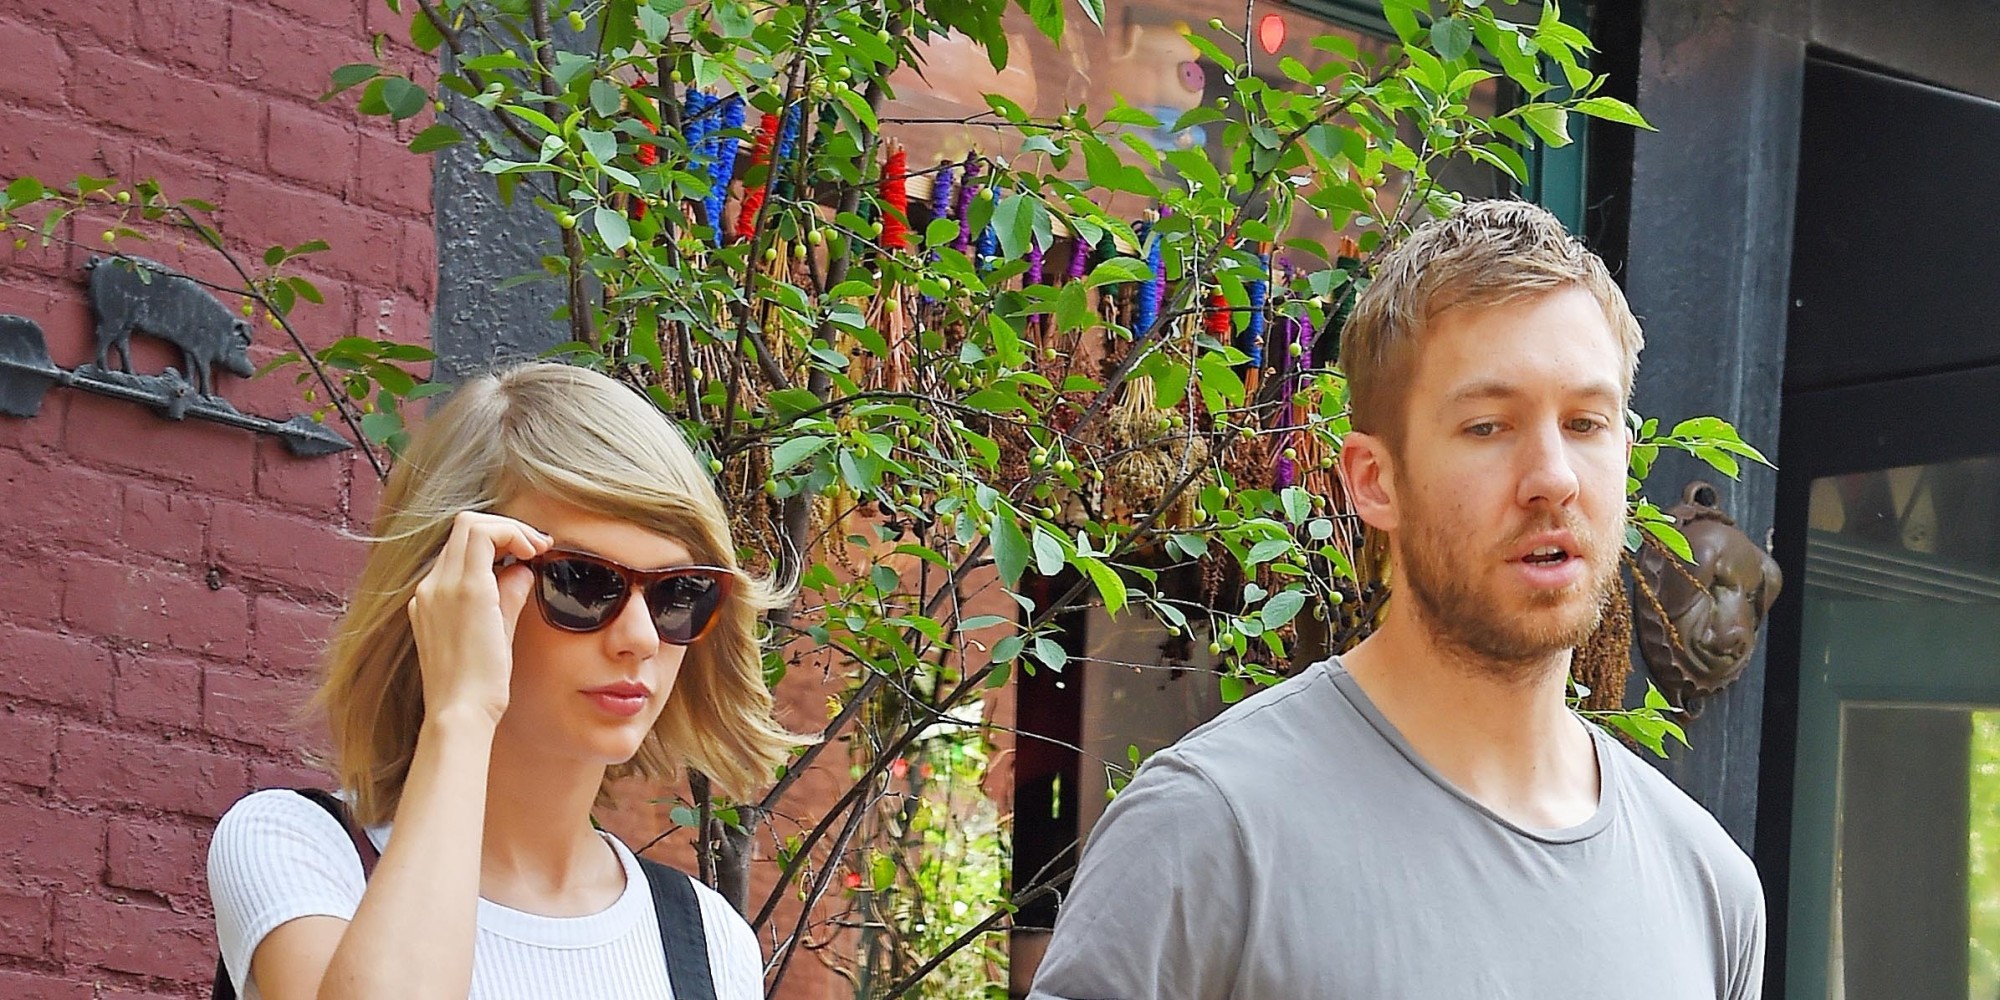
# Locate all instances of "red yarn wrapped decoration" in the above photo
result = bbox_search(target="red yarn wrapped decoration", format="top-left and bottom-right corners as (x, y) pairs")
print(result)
(879, 145), (910, 250)
(1204, 291), (1231, 338)
(734, 112), (782, 240)
(624, 78), (660, 222)
(629, 119), (660, 221)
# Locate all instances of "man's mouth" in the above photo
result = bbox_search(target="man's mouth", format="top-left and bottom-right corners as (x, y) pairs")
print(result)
(1522, 545), (1572, 566)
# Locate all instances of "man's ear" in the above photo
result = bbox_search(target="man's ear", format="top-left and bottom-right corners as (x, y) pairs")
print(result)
(1340, 430), (1399, 534)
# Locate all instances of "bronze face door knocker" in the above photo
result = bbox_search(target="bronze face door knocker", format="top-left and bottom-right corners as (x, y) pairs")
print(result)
(1635, 481), (1784, 716)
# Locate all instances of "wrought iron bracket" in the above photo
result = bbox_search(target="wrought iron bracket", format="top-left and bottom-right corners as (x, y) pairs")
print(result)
(0, 313), (351, 457)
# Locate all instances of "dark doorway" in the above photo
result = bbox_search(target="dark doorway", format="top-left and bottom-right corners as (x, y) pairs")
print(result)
(1760, 53), (2000, 1000)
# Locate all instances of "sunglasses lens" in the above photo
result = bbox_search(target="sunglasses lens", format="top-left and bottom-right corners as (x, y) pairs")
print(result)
(647, 573), (726, 644)
(538, 558), (628, 630)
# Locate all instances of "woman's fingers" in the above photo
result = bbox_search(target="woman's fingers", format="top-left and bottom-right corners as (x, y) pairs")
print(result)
(449, 511), (551, 582)
(496, 561), (536, 640)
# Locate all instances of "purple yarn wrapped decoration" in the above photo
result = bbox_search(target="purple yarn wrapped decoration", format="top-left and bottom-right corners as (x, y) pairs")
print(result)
(1026, 238), (1045, 284)
(1064, 233), (1091, 281)
(953, 156), (983, 254)
(921, 163), (957, 306)
(930, 161), (956, 228)
(1272, 314), (1308, 488)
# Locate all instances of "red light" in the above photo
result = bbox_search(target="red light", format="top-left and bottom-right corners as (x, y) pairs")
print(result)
(1258, 14), (1286, 54)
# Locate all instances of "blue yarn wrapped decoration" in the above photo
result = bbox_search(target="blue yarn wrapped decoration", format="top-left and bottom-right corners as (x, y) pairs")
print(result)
(1245, 252), (1270, 368)
(1130, 220), (1160, 336)
(1138, 222), (1166, 337)
(684, 90), (714, 154)
(703, 95), (744, 243)
(769, 103), (804, 199)
(921, 163), (957, 306)
(976, 224), (998, 271)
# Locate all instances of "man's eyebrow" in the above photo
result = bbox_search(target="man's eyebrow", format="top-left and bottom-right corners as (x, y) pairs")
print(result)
(1443, 379), (1623, 405)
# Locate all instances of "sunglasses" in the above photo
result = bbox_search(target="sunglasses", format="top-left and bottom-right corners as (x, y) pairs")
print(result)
(503, 548), (736, 645)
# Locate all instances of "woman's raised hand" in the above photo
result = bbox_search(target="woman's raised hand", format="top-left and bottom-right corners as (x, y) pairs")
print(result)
(406, 511), (553, 726)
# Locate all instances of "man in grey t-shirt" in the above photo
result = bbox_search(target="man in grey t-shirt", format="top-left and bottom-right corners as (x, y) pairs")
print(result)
(1029, 201), (1765, 1000)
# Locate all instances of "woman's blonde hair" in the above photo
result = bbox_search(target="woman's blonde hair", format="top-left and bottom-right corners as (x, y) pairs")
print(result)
(313, 361), (800, 826)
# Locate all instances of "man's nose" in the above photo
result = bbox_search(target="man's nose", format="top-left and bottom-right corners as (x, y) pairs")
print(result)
(1516, 422), (1581, 509)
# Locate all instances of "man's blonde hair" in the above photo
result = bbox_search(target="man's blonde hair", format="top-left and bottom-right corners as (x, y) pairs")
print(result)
(313, 361), (801, 825)
(1341, 199), (1643, 447)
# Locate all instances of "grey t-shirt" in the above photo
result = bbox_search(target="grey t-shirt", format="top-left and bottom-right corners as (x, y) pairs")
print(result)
(1028, 659), (1764, 1000)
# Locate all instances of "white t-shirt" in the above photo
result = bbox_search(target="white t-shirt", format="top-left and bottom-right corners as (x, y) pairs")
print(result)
(207, 789), (764, 1000)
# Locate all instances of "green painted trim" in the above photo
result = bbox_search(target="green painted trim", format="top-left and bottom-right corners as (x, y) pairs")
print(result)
(1524, 1), (1591, 232)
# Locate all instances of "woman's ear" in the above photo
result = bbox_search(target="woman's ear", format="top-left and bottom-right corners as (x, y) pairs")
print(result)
(1340, 430), (1399, 534)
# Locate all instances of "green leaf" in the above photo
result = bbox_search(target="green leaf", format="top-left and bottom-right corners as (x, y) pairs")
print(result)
(360, 410), (403, 442)
(958, 615), (1010, 632)
(1073, 0), (1104, 29)
(580, 128), (618, 165)
(407, 124), (464, 153)
(379, 77), (428, 121)
(1032, 635), (1069, 672)
(1194, 351), (1246, 411)
(3, 175), (43, 207)
(1262, 589), (1306, 628)
(1640, 518), (1695, 563)
(771, 435), (831, 473)
(991, 634), (1026, 663)
(1219, 675), (1247, 703)
(712, 0), (753, 37)
(637, 3), (672, 40)
(589, 79), (623, 118)
(1572, 96), (1653, 129)
(1032, 527), (1066, 577)
(992, 512), (1030, 587)
(991, 193), (1033, 263)
(409, 9), (445, 51)
(1084, 257), (1152, 288)
(1245, 538), (1290, 566)
(1103, 100), (1159, 128)
(592, 206), (631, 249)
(1080, 557), (1127, 615)
(324, 63), (381, 100)
(1520, 105), (1573, 147)
(925, 217), (960, 249)
(1431, 16), (1473, 62)
(1054, 281), (1091, 331)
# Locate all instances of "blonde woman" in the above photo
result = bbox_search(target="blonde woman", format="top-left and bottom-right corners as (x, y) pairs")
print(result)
(206, 362), (798, 1000)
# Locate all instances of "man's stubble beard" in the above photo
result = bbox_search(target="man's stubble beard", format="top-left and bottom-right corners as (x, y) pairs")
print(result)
(1395, 492), (1622, 681)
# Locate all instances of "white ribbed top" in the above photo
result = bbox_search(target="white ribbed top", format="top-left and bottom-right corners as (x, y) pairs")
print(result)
(207, 789), (764, 1000)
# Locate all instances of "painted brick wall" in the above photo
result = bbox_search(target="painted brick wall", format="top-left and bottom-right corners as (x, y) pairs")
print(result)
(0, 5), (941, 999)
(0, 0), (432, 995)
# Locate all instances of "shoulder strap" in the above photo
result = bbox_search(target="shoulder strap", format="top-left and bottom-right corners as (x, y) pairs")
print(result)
(293, 787), (381, 875)
(637, 857), (717, 1000)
(212, 789), (379, 1000)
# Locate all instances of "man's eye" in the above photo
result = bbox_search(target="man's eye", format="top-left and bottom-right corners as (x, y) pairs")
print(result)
(1568, 418), (1607, 434)
(1466, 422), (1500, 437)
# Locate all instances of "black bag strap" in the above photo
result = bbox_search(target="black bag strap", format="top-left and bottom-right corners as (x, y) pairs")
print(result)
(212, 789), (377, 1000)
(636, 857), (717, 1000)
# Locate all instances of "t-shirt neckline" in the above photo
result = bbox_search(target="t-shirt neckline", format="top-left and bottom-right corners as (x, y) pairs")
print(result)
(361, 821), (652, 948)
(1321, 658), (1619, 845)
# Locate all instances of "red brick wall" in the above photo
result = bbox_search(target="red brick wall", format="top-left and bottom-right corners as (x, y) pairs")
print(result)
(0, 0), (431, 995)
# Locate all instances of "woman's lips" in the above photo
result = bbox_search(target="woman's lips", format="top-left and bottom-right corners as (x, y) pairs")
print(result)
(582, 683), (651, 718)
